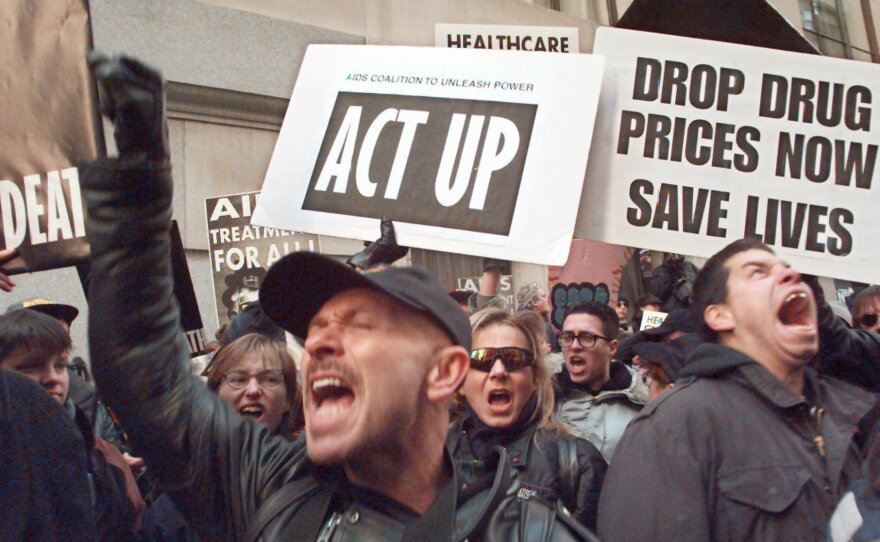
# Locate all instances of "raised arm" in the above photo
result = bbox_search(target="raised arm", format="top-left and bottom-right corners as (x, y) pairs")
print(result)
(83, 54), (298, 541)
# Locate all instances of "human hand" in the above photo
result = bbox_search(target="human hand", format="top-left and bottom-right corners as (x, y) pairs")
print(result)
(0, 249), (20, 292)
(87, 51), (169, 161)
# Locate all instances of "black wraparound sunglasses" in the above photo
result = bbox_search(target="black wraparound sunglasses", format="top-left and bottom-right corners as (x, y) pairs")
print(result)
(470, 347), (535, 372)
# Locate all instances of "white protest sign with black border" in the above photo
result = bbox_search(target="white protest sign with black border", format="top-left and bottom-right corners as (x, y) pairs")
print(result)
(435, 23), (579, 53)
(206, 191), (320, 329)
(252, 45), (605, 265)
(576, 27), (880, 283)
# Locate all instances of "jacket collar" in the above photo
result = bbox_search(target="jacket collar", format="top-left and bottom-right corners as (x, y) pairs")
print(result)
(680, 343), (827, 410)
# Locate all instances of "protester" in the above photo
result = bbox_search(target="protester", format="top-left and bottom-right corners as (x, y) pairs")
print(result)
(139, 332), (298, 542)
(6, 297), (126, 448)
(448, 308), (607, 530)
(598, 238), (875, 541)
(0, 309), (145, 541)
(613, 297), (632, 336)
(632, 334), (701, 400)
(517, 282), (561, 353)
(852, 286), (880, 333)
(84, 53), (592, 541)
(806, 277), (880, 392)
(648, 252), (699, 312)
(553, 301), (648, 462)
(0, 368), (96, 541)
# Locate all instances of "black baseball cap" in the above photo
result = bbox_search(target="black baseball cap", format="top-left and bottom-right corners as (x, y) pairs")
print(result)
(259, 252), (471, 350)
(7, 298), (79, 325)
(643, 309), (697, 338)
(633, 334), (702, 381)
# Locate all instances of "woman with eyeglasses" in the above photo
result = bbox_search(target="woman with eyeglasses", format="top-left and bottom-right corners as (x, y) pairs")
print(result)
(138, 333), (299, 542)
(447, 308), (607, 532)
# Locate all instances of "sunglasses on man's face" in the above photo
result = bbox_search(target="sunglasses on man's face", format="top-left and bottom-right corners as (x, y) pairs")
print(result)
(469, 347), (535, 372)
(859, 313), (880, 328)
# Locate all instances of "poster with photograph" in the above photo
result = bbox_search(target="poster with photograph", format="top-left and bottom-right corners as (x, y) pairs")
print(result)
(206, 191), (320, 329)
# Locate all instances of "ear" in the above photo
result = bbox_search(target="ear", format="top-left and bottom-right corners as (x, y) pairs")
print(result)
(704, 302), (736, 334)
(608, 338), (619, 358)
(426, 345), (470, 403)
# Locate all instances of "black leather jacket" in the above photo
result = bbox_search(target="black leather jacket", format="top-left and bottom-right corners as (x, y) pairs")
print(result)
(447, 419), (607, 531)
(82, 158), (593, 542)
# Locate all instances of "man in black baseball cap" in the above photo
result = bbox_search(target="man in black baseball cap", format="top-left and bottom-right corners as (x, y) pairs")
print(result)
(633, 334), (701, 400)
(83, 54), (591, 541)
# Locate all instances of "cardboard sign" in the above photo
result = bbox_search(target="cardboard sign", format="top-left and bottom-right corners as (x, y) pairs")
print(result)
(576, 28), (880, 283)
(0, 0), (102, 274)
(253, 45), (605, 265)
(456, 274), (515, 308)
(436, 24), (579, 53)
(206, 191), (320, 329)
(640, 310), (668, 331)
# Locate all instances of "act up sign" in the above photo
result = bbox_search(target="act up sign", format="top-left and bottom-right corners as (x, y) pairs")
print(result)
(253, 45), (605, 265)
(576, 27), (880, 283)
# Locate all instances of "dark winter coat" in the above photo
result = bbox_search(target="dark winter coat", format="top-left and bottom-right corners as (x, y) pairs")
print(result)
(82, 157), (595, 542)
(447, 416), (607, 531)
(0, 370), (95, 542)
(598, 342), (875, 542)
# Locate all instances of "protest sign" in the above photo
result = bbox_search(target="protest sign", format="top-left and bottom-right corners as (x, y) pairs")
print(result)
(576, 27), (880, 283)
(640, 310), (668, 331)
(207, 191), (320, 329)
(456, 274), (515, 309)
(0, 0), (102, 274)
(253, 45), (605, 265)
(436, 24), (578, 53)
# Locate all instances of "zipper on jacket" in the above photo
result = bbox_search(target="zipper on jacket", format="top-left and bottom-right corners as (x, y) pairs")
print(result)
(317, 512), (342, 542)
(809, 406), (826, 457)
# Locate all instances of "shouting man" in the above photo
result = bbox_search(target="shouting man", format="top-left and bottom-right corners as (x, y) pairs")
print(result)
(598, 238), (875, 541)
(83, 54), (591, 541)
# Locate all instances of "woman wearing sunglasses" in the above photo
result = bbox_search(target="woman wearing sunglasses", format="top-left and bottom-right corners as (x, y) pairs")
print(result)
(853, 286), (880, 333)
(447, 308), (607, 531)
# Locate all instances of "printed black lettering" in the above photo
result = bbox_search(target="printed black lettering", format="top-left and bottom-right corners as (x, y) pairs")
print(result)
(626, 179), (654, 227)
(633, 58), (661, 102)
(805, 204), (828, 253)
(835, 140), (877, 189)
(651, 183), (680, 231)
(706, 190), (729, 237)
(617, 111), (646, 154)
(828, 208), (853, 256)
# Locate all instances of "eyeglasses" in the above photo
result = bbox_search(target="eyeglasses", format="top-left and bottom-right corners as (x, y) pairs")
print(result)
(223, 370), (284, 389)
(858, 313), (879, 328)
(469, 347), (535, 372)
(558, 331), (611, 349)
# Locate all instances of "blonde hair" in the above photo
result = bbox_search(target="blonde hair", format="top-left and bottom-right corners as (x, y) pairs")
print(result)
(469, 308), (559, 431)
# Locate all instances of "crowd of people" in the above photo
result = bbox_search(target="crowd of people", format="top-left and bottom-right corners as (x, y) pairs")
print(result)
(2, 54), (880, 542)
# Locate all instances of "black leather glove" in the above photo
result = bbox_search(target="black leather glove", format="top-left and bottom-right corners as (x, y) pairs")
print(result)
(88, 52), (169, 162)
(346, 218), (409, 270)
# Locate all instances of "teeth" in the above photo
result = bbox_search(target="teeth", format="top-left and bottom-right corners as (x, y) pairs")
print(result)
(786, 292), (807, 303)
(312, 377), (343, 391)
(314, 403), (346, 418)
(241, 406), (262, 414)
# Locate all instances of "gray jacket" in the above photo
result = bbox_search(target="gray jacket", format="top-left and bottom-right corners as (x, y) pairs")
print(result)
(554, 363), (648, 463)
(598, 343), (875, 542)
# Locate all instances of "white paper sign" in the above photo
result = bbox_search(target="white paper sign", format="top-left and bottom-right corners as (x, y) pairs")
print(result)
(640, 310), (668, 331)
(435, 23), (579, 53)
(253, 45), (605, 265)
(576, 28), (880, 283)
